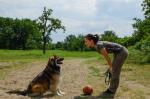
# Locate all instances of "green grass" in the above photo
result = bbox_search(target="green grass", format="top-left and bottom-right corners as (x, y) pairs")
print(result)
(0, 50), (100, 61)
(126, 47), (150, 64)
(86, 57), (150, 87)
(122, 64), (150, 86)
(0, 48), (149, 64)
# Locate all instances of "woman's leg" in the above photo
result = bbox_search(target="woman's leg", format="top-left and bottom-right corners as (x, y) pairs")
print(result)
(109, 48), (128, 93)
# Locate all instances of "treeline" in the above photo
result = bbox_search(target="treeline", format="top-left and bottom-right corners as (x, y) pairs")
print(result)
(0, 17), (42, 49)
(52, 34), (85, 51)
(51, 31), (133, 51)
(0, 7), (65, 54)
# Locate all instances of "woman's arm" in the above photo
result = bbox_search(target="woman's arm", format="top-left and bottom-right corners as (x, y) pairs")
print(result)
(100, 48), (112, 73)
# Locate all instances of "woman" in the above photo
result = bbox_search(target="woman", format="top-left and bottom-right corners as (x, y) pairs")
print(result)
(84, 34), (128, 98)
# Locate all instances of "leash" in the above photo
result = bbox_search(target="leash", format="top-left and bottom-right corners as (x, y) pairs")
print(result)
(104, 69), (112, 85)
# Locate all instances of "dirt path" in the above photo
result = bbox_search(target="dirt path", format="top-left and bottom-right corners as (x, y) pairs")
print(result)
(0, 59), (89, 99)
(0, 58), (149, 99)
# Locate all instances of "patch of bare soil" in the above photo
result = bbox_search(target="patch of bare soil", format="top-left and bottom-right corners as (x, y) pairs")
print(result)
(0, 58), (149, 99)
(0, 59), (89, 99)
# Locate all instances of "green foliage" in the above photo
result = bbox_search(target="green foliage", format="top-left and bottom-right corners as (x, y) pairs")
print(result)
(55, 34), (92, 51)
(116, 36), (136, 47)
(130, 0), (150, 48)
(135, 36), (150, 51)
(132, 18), (150, 44)
(64, 35), (77, 50)
(55, 42), (64, 50)
(129, 0), (150, 63)
(76, 34), (85, 51)
(63, 34), (86, 51)
(126, 47), (150, 64)
(0, 17), (42, 50)
(134, 36), (150, 63)
(142, 0), (150, 18)
(100, 30), (118, 42)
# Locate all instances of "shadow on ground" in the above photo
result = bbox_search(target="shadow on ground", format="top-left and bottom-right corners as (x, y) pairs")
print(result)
(6, 90), (55, 99)
(74, 95), (114, 99)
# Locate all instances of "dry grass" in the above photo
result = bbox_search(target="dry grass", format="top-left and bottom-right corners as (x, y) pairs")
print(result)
(0, 58), (149, 99)
(85, 58), (150, 99)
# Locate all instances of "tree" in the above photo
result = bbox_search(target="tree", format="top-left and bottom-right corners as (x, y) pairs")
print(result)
(64, 35), (76, 51)
(55, 42), (63, 50)
(131, 0), (150, 46)
(132, 18), (150, 43)
(142, 0), (150, 18)
(0, 17), (42, 49)
(76, 34), (85, 51)
(130, 0), (150, 63)
(101, 30), (118, 42)
(12, 19), (42, 50)
(0, 17), (14, 49)
(62, 34), (86, 51)
(37, 7), (65, 54)
(21, 19), (42, 49)
(116, 36), (133, 48)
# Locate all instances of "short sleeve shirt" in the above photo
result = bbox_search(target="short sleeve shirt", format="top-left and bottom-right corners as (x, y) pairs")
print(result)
(96, 41), (123, 54)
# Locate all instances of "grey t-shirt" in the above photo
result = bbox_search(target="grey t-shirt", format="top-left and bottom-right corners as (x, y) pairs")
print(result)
(96, 41), (123, 54)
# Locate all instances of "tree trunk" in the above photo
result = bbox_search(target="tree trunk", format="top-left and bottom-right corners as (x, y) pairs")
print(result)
(22, 41), (26, 50)
(43, 36), (46, 54)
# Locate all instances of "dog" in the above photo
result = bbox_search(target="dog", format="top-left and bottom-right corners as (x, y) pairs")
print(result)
(7, 55), (65, 97)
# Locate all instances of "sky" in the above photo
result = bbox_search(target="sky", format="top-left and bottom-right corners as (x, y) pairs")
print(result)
(0, 0), (144, 43)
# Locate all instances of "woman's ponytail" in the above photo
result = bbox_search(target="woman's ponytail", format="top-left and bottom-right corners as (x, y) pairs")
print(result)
(93, 34), (99, 43)
(85, 34), (99, 44)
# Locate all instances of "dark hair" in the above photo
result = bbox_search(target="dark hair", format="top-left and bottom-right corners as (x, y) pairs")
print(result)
(85, 34), (99, 44)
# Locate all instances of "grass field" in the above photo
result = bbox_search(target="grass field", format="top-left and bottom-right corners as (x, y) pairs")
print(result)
(86, 58), (150, 91)
(0, 50), (100, 60)
(0, 49), (149, 99)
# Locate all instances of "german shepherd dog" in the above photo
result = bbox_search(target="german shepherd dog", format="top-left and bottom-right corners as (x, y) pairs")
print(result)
(7, 55), (65, 97)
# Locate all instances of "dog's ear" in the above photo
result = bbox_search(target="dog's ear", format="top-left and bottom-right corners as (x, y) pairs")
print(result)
(47, 57), (55, 66)
(53, 55), (57, 59)
(47, 58), (52, 66)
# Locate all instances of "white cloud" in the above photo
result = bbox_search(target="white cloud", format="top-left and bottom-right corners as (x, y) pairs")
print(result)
(0, 0), (144, 43)
(62, 0), (96, 15)
(99, 0), (140, 3)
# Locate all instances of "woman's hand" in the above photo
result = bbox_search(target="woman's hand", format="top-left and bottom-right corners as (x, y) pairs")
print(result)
(104, 68), (112, 85)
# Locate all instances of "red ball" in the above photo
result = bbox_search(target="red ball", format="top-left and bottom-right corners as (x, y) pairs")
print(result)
(83, 85), (93, 95)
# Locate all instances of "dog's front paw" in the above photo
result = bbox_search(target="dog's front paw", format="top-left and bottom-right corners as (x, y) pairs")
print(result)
(57, 90), (65, 96)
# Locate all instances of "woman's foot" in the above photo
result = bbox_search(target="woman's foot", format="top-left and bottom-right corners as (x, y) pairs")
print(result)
(99, 89), (115, 98)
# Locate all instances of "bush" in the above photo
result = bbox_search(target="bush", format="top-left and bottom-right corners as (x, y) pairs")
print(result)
(135, 36), (150, 51)
(126, 47), (150, 64)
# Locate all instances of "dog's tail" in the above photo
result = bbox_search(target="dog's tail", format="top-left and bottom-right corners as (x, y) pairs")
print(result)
(6, 90), (28, 96)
